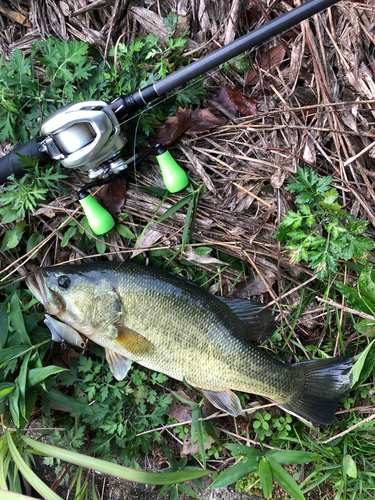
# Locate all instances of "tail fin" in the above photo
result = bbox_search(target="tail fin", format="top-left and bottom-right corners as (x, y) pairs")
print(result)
(283, 357), (353, 425)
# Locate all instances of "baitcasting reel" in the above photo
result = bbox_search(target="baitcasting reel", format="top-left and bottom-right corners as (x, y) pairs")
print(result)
(38, 100), (188, 234)
(40, 100), (128, 178)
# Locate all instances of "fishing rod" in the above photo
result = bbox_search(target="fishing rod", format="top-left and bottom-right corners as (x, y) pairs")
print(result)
(0, 0), (340, 234)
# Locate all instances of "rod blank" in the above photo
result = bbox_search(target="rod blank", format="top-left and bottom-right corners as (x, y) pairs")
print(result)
(110, 0), (340, 120)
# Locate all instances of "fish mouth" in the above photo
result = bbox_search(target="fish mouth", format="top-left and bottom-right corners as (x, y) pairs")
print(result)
(26, 271), (64, 316)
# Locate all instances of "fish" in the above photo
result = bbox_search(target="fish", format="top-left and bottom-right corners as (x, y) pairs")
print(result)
(26, 261), (353, 424)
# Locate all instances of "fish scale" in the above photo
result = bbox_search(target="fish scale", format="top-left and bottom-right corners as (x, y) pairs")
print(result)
(26, 261), (353, 424)
(109, 266), (290, 397)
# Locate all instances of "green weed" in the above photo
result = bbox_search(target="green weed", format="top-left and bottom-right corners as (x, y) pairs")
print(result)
(49, 349), (172, 467)
(274, 166), (374, 279)
(0, 155), (67, 226)
(210, 444), (319, 500)
(336, 264), (375, 335)
(0, 31), (205, 256)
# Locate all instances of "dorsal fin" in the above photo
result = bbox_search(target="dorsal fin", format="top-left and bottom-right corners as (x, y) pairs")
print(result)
(217, 297), (274, 341)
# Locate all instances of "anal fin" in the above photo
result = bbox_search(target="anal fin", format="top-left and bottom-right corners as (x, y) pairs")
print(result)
(200, 389), (243, 417)
(105, 348), (132, 381)
(114, 326), (153, 357)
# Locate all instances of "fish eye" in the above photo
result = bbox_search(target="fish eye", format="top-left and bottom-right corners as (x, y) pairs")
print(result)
(57, 275), (71, 290)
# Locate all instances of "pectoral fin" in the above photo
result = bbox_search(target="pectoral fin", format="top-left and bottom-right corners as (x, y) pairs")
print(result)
(200, 389), (243, 417)
(105, 349), (132, 381)
(114, 326), (153, 357)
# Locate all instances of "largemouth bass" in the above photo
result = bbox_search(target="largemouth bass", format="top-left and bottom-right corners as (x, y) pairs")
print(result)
(26, 262), (352, 424)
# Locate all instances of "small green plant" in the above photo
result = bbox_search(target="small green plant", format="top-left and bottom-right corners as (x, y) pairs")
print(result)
(222, 53), (252, 75)
(158, 443), (204, 499)
(336, 264), (375, 333)
(52, 349), (172, 467)
(210, 444), (318, 500)
(272, 414), (293, 438)
(0, 155), (67, 225)
(169, 420), (190, 441)
(274, 167), (374, 279)
(163, 12), (189, 35)
(0, 39), (95, 143)
(358, 384), (375, 403)
(235, 471), (262, 494)
(252, 411), (272, 441)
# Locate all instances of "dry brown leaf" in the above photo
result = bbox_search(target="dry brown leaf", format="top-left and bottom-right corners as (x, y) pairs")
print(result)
(132, 225), (164, 258)
(153, 107), (222, 146)
(61, 348), (81, 367)
(97, 178), (127, 217)
(232, 271), (276, 297)
(154, 108), (193, 146)
(0, 1), (31, 27)
(245, 45), (286, 85)
(129, 6), (169, 43)
(181, 246), (226, 266)
(181, 433), (215, 456)
(303, 139), (316, 165)
(166, 390), (193, 423)
(185, 108), (224, 136)
(270, 170), (286, 189)
(212, 87), (258, 117)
